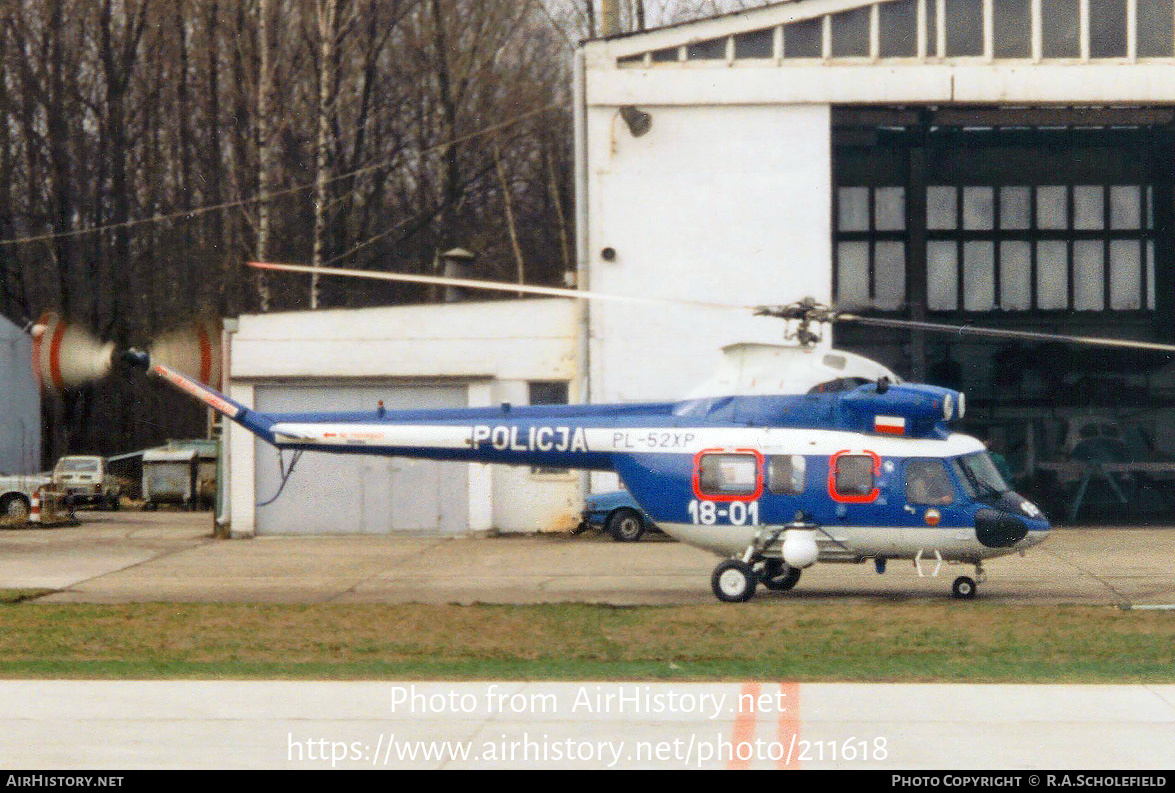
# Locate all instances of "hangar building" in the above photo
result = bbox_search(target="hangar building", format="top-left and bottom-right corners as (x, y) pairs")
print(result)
(576, 0), (1175, 492)
(0, 315), (40, 475)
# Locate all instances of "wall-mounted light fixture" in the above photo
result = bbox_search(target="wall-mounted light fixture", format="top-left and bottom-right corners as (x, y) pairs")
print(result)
(619, 105), (652, 138)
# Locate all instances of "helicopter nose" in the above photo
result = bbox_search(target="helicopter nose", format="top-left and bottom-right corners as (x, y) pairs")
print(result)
(975, 509), (1029, 548)
(1016, 501), (1051, 549)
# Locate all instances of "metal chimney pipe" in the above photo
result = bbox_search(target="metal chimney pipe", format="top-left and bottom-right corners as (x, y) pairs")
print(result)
(599, 0), (620, 37)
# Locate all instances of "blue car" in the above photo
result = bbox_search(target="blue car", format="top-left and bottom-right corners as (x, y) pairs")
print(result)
(576, 489), (658, 542)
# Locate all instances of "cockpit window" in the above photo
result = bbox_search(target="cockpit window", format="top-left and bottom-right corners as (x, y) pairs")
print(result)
(950, 452), (1010, 499)
(905, 459), (955, 505)
(808, 377), (871, 394)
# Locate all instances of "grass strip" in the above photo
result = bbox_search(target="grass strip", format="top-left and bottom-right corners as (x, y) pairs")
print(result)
(0, 601), (1170, 682)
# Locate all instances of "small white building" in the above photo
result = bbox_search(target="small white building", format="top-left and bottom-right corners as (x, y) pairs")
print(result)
(225, 298), (583, 536)
(0, 316), (40, 475)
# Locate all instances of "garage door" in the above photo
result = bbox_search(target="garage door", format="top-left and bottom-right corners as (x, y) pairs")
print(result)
(253, 382), (468, 535)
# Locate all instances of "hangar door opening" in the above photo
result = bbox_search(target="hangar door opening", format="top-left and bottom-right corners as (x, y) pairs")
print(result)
(253, 382), (469, 535)
(831, 106), (1175, 407)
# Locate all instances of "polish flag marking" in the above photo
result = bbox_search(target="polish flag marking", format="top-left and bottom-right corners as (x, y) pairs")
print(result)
(874, 415), (906, 435)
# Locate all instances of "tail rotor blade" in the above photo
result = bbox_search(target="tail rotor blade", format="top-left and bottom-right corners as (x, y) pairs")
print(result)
(147, 317), (223, 389)
(29, 312), (115, 391)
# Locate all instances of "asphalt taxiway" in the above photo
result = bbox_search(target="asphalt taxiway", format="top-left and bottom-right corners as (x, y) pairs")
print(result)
(1, 511), (1173, 606)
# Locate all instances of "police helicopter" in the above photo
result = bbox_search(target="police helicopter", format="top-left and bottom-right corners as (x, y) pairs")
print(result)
(29, 261), (1175, 602)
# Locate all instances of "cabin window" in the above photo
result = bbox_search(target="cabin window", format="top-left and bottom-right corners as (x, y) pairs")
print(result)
(696, 452), (761, 499)
(905, 459), (956, 505)
(829, 452), (879, 502)
(767, 455), (806, 495)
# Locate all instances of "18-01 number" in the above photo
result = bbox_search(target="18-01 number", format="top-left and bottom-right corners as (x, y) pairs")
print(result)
(687, 499), (759, 526)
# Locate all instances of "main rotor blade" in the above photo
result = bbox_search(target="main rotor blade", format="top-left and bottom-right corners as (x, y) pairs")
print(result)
(248, 261), (751, 312)
(834, 313), (1175, 353)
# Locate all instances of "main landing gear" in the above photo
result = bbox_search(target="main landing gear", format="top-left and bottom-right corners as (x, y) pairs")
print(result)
(710, 558), (803, 603)
(710, 525), (802, 603)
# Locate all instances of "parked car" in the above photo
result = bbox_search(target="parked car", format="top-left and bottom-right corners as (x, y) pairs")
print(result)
(52, 455), (121, 510)
(0, 472), (52, 519)
(576, 489), (658, 542)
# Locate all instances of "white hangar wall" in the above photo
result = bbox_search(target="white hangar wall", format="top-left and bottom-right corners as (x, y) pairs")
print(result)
(225, 299), (582, 537)
(0, 317), (40, 474)
(583, 101), (833, 404)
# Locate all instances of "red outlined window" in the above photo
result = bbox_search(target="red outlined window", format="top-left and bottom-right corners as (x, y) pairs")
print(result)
(692, 449), (763, 502)
(828, 450), (881, 503)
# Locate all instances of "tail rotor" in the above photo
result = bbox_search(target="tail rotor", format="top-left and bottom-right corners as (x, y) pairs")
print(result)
(29, 313), (223, 392)
(29, 312), (115, 391)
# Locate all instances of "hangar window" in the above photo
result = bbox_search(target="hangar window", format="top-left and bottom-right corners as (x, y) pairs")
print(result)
(687, 36), (728, 60)
(1139, 0), (1175, 56)
(993, 0), (1032, 58)
(734, 28), (775, 58)
(926, 0), (940, 55)
(924, 183), (1154, 312)
(834, 186), (907, 311)
(1089, 0), (1129, 58)
(880, 0), (918, 57)
(783, 17), (823, 58)
(944, 0), (984, 56)
(1042, 0), (1081, 57)
(621, 0), (1175, 67)
(831, 7), (871, 57)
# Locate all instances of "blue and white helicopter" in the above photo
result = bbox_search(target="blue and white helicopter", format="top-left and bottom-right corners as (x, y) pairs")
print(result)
(37, 261), (1175, 601)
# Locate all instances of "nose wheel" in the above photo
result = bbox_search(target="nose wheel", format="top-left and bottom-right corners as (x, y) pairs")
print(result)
(951, 562), (985, 599)
(951, 575), (977, 599)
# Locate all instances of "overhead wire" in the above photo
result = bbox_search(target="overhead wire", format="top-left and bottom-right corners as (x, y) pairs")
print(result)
(0, 101), (564, 248)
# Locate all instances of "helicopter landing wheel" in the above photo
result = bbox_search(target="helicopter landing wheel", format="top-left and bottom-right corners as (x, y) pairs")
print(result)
(711, 560), (758, 603)
(758, 559), (802, 592)
(952, 575), (978, 600)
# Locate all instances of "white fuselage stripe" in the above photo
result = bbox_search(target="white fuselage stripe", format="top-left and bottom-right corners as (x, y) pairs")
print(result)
(268, 422), (985, 458)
